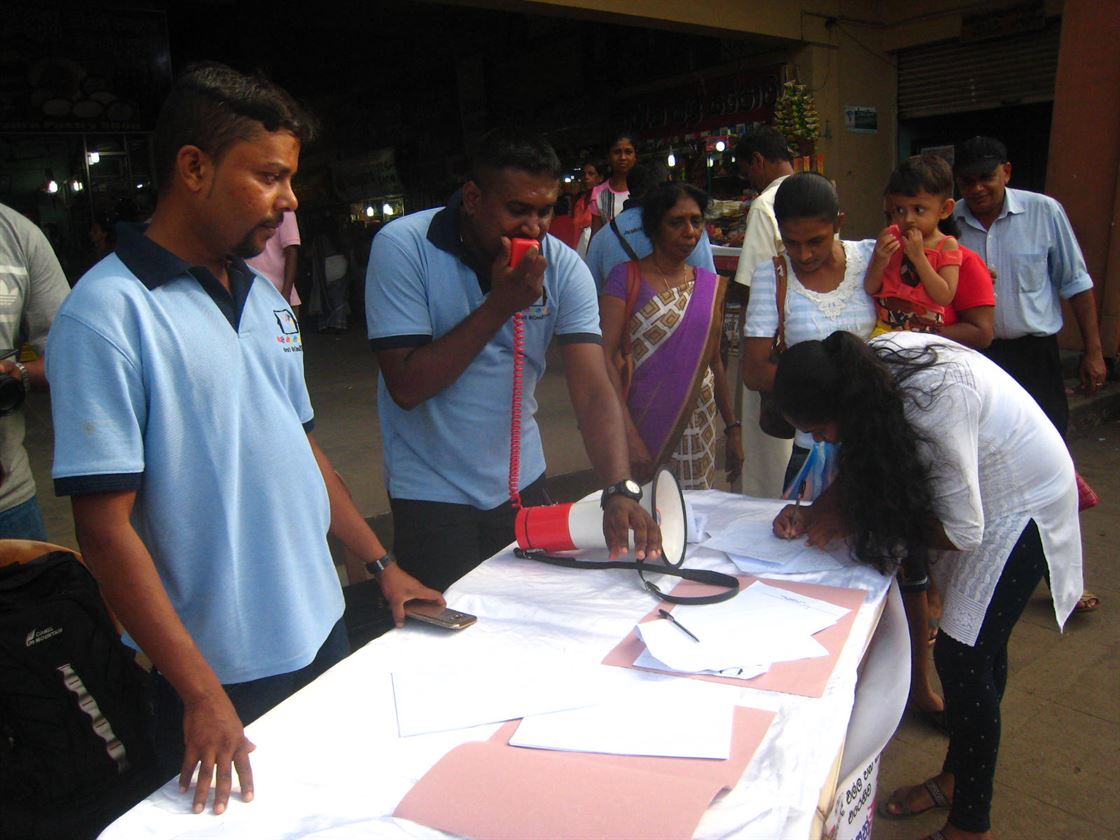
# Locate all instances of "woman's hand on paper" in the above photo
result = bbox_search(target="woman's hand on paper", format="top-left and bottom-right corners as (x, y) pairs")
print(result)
(772, 502), (847, 547)
(772, 504), (806, 540)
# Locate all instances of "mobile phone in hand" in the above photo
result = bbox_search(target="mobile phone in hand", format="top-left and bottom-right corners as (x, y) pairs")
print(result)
(509, 237), (537, 268)
(404, 601), (477, 630)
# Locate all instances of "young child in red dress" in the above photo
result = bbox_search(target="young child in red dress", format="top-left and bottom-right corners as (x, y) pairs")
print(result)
(865, 154), (964, 335)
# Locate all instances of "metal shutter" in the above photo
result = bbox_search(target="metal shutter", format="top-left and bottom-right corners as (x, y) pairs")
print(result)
(897, 19), (1061, 119)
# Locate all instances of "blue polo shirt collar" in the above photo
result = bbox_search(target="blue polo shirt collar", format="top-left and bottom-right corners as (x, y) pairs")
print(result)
(426, 190), (491, 293)
(115, 222), (256, 330)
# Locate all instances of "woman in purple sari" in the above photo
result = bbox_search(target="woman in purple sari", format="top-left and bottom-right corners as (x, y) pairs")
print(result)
(600, 183), (743, 489)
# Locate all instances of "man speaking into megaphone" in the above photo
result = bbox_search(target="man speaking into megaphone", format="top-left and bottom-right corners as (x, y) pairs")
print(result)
(366, 128), (661, 592)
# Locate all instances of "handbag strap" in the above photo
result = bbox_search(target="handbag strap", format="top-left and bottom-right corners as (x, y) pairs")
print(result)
(620, 261), (642, 360)
(513, 547), (740, 606)
(610, 217), (642, 263)
(772, 255), (789, 354)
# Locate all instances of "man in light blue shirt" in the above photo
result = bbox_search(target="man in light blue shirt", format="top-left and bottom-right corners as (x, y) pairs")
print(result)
(953, 136), (1107, 436)
(954, 135), (1104, 616)
(367, 129), (660, 593)
(48, 64), (441, 815)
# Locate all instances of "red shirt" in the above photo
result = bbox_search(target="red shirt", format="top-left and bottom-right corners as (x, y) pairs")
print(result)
(942, 245), (995, 325)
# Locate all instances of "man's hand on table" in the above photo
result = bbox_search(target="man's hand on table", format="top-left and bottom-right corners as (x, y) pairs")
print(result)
(181, 688), (255, 814)
(602, 495), (662, 561)
(377, 563), (445, 627)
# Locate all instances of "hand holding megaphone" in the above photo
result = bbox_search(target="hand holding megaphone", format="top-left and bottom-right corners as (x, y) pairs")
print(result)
(603, 493), (661, 561)
(515, 469), (687, 567)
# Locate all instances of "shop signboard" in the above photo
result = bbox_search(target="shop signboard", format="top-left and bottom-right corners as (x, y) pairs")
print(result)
(0, 4), (171, 132)
(843, 106), (878, 134)
(332, 148), (405, 203)
(614, 64), (785, 139)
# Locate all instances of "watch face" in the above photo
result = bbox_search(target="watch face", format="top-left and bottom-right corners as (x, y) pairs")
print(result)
(624, 480), (641, 496)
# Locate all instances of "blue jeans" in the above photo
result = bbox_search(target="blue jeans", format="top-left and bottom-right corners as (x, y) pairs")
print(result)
(148, 618), (350, 780)
(0, 495), (48, 540)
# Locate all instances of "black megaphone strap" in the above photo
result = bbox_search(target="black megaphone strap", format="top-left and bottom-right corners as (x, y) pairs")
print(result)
(513, 548), (739, 605)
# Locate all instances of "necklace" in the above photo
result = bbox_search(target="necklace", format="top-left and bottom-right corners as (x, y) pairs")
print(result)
(650, 254), (691, 293)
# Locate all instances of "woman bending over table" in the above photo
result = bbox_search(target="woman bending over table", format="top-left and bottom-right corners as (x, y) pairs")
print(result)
(770, 329), (1081, 840)
(600, 182), (742, 489)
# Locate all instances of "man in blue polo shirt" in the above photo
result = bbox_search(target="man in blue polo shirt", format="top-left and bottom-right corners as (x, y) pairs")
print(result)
(46, 64), (441, 816)
(367, 129), (660, 592)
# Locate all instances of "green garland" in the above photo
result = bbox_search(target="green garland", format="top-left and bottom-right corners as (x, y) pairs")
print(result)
(772, 81), (820, 153)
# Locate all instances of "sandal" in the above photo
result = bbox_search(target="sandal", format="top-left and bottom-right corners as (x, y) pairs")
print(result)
(1075, 591), (1101, 613)
(878, 777), (952, 820)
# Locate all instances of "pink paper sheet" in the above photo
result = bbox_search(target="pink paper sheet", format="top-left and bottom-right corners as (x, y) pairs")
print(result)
(393, 706), (775, 840)
(602, 576), (867, 698)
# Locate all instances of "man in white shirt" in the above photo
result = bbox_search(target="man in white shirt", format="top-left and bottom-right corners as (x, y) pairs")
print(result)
(733, 127), (795, 498)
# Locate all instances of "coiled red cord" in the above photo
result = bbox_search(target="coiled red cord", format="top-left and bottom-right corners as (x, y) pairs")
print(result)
(509, 310), (525, 510)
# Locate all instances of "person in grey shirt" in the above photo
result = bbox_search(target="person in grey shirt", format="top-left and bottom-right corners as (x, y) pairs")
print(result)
(0, 202), (69, 538)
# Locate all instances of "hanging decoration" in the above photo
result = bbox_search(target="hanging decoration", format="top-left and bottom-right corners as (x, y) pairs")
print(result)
(772, 81), (820, 155)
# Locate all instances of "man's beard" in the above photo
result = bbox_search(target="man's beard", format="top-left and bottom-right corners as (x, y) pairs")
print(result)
(232, 220), (279, 259)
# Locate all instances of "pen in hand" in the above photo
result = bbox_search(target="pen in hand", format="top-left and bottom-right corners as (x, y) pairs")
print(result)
(658, 608), (701, 643)
(792, 479), (807, 533)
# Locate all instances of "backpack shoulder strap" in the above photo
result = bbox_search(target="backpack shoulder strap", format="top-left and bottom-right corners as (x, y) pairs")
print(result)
(610, 217), (642, 263)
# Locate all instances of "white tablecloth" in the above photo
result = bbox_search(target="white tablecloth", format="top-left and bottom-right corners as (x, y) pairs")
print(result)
(101, 492), (893, 839)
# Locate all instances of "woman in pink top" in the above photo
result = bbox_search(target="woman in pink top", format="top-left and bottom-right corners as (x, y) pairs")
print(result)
(589, 132), (637, 236)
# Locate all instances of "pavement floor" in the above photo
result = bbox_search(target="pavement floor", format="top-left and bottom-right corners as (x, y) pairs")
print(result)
(24, 321), (1119, 840)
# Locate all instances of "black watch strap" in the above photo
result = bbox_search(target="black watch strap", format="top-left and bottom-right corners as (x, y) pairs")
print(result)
(601, 479), (642, 509)
(365, 551), (397, 576)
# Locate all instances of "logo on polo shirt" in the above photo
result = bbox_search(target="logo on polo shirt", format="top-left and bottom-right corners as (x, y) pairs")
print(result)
(274, 309), (303, 353)
(526, 293), (549, 320)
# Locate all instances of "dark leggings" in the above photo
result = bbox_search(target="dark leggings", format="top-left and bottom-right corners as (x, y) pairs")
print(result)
(933, 520), (1047, 833)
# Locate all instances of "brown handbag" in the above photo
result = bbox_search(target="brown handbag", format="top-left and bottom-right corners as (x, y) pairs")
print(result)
(758, 255), (795, 439)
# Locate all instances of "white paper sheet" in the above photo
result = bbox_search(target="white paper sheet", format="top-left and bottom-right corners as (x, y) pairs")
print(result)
(634, 582), (847, 675)
(509, 681), (739, 759)
(392, 662), (609, 737)
(633, 647), (771, 680)
(701, 518), (848, 573)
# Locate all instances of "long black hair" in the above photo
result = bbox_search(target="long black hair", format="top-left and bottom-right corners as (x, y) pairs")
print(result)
(774, 331), (944, 573)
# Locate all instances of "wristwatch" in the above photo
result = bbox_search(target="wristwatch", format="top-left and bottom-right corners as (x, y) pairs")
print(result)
(601, 479), (642, 509)
(12, 361), (29, 395)
(364, 551), (397, 576)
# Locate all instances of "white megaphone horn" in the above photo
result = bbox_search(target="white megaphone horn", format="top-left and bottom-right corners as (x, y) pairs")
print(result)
(514, 468), (688, 567)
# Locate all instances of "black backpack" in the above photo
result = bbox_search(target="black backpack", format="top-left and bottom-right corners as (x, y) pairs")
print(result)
(0, 551), (156, 839)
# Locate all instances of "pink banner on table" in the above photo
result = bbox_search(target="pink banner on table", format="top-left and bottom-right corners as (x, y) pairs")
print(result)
(602, 576), (868, 698)
(393, 706), (775, 840)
